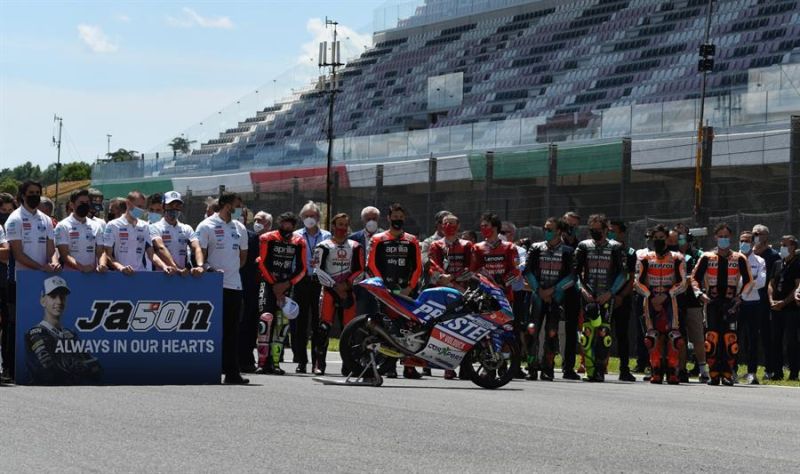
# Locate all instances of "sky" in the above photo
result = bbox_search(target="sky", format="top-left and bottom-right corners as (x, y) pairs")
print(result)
(0, 1), (417, 169)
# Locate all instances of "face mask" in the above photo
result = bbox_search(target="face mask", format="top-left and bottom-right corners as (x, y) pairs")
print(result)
(253, 222), (264, 233)
(566, 226), (574, 236)
(333, 228), (348, 238)
(91, 203), (104, 215)
(443, 223), (458, 237)
(589, 229), (603, 242)
(0, 212), (10, 225)
(148, 212), (162, 224)
(480, 227), (494, 239)
(165, 209), (181, 221)
(279, 228), (293, 239)
(498, 234), (508, 242)
(25, 195), (41, 209)
(130, 206), (145, 219)
(678, 235), (687, 247)
(365, 220), (378, 233)
(667, 244), (679, 252)
(607, 231), (617, 241)
(303, 217), (317, 229)
(543, 229), (556, 241)
(646, 239), (654, 251)
(653, 239), (667, 254)
(717, 237), (731, 249)
(780, 246), (791, 259)
(739, 242), (752, 255)
(75, 203), (90, 218)
(232, 207), (243, 220)
(390, 219), (404, 230)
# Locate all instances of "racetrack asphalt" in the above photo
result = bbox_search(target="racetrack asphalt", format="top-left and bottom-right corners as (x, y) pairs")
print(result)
(2, 354), (798, 473)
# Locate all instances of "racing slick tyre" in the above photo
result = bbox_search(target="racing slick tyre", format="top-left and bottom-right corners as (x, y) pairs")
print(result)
(339, 314), (387, 381)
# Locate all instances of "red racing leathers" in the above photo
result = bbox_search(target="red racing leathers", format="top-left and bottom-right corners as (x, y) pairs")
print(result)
(470, 239), (520, 301)
(634, 250), (687, 383)
(427, 237), (473, 290)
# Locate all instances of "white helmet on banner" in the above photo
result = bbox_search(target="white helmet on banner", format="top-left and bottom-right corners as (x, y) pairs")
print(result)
(281, 297), (300, 320)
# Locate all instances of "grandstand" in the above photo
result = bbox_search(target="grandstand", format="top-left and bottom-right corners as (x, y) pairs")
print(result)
(91, 0), (800, 236)
(191, 0), (799, 160)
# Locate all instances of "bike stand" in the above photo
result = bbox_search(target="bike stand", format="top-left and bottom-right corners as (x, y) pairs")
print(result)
(312, 350), (383, 387)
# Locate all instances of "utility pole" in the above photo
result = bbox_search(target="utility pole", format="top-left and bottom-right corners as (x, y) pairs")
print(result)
(107, 134), (112, 156)
(319, 17), (343, 231)
(53, 115), (63, 213)
(693, 0), (715, 224)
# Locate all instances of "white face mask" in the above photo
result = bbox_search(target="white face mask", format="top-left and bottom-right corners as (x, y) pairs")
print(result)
(498, 234), (508, 242)
(253, 222), (264, 233)
(303, 217), (317, 229)
(780, 246), (791, 259)
(365, 220), (378, 233)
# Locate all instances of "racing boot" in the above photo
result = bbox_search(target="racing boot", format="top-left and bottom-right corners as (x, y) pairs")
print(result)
(526, 368), (539, 381)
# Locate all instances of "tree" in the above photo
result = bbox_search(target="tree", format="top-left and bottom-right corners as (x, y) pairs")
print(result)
(105, 148), (140, 162)
(10, 161), (42, 182)
(169, 137), (196, 156)
(0, 176), (18, 195)
(40, 162), (91, 186)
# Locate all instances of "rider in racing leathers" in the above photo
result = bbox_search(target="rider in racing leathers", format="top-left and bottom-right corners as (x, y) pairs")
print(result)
(573, 214), (628, 382)
(312, 213), (364, 376)
(633, 224), (687, 384)
(523, 217), (574, 381)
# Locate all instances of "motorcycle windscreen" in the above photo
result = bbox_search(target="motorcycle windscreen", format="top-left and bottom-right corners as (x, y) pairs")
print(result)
(477, 275), (514, 318)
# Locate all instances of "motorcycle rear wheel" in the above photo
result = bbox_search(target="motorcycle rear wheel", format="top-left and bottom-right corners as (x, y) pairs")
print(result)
(461, 337), (519, 389)
(340, 314), (387, 379)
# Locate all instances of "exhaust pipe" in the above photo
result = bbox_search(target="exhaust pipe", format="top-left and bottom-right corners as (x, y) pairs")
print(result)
(366, 317), (419, 358)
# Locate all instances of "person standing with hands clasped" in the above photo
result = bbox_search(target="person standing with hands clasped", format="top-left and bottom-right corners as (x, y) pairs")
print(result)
(192, 191), (250, 384)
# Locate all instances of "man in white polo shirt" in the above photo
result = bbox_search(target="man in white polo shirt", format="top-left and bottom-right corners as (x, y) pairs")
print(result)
(193, 191), (249, 384)
(5, 180), (60, 273)
(149, 191), (201, 274)
(55, 189), (106, 273)
(100, 190), (170, 274)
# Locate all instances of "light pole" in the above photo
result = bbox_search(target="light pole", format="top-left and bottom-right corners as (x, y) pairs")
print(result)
(693, 0), (715, 224)
(319, 17), (343, 231)
(53, 115), (63, 214)
(107, 134), (112, 156)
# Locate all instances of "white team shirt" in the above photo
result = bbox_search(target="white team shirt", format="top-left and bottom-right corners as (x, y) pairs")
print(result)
(149, 218), (194, 269)
(102, 215), (151, 271)
(4, 206), (55, 272)
(0, 225), (6, 245)
(55, 214), (104, 270)
(741, 252), (767, 302)
(193, 213), (248, 290)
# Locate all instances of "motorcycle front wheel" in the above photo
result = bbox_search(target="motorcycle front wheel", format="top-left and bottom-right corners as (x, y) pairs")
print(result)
(339, 314), (387, 380)
(461, 336), (519, 389)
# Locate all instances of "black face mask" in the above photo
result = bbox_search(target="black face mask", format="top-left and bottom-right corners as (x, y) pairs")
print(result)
(653, 239), (667, 255)
(118, 202), (127, 213)
(25, 195), (41, 209)
(667, 244), (679, 252)
(390, 219), (404, 230)
(91, 203), (103, 215)
(106, 213), (116, 221)
(279, 228), (293, 239)
(0, 212), (9, 225)
(589, 229), (603, 242)
(75, 203), (91, 218)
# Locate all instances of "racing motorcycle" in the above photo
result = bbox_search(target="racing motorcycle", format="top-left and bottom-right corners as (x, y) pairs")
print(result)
(337, 273), (520, 389)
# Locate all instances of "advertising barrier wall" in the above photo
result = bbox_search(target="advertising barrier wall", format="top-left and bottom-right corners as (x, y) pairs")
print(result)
(15, 271), (223, 385)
